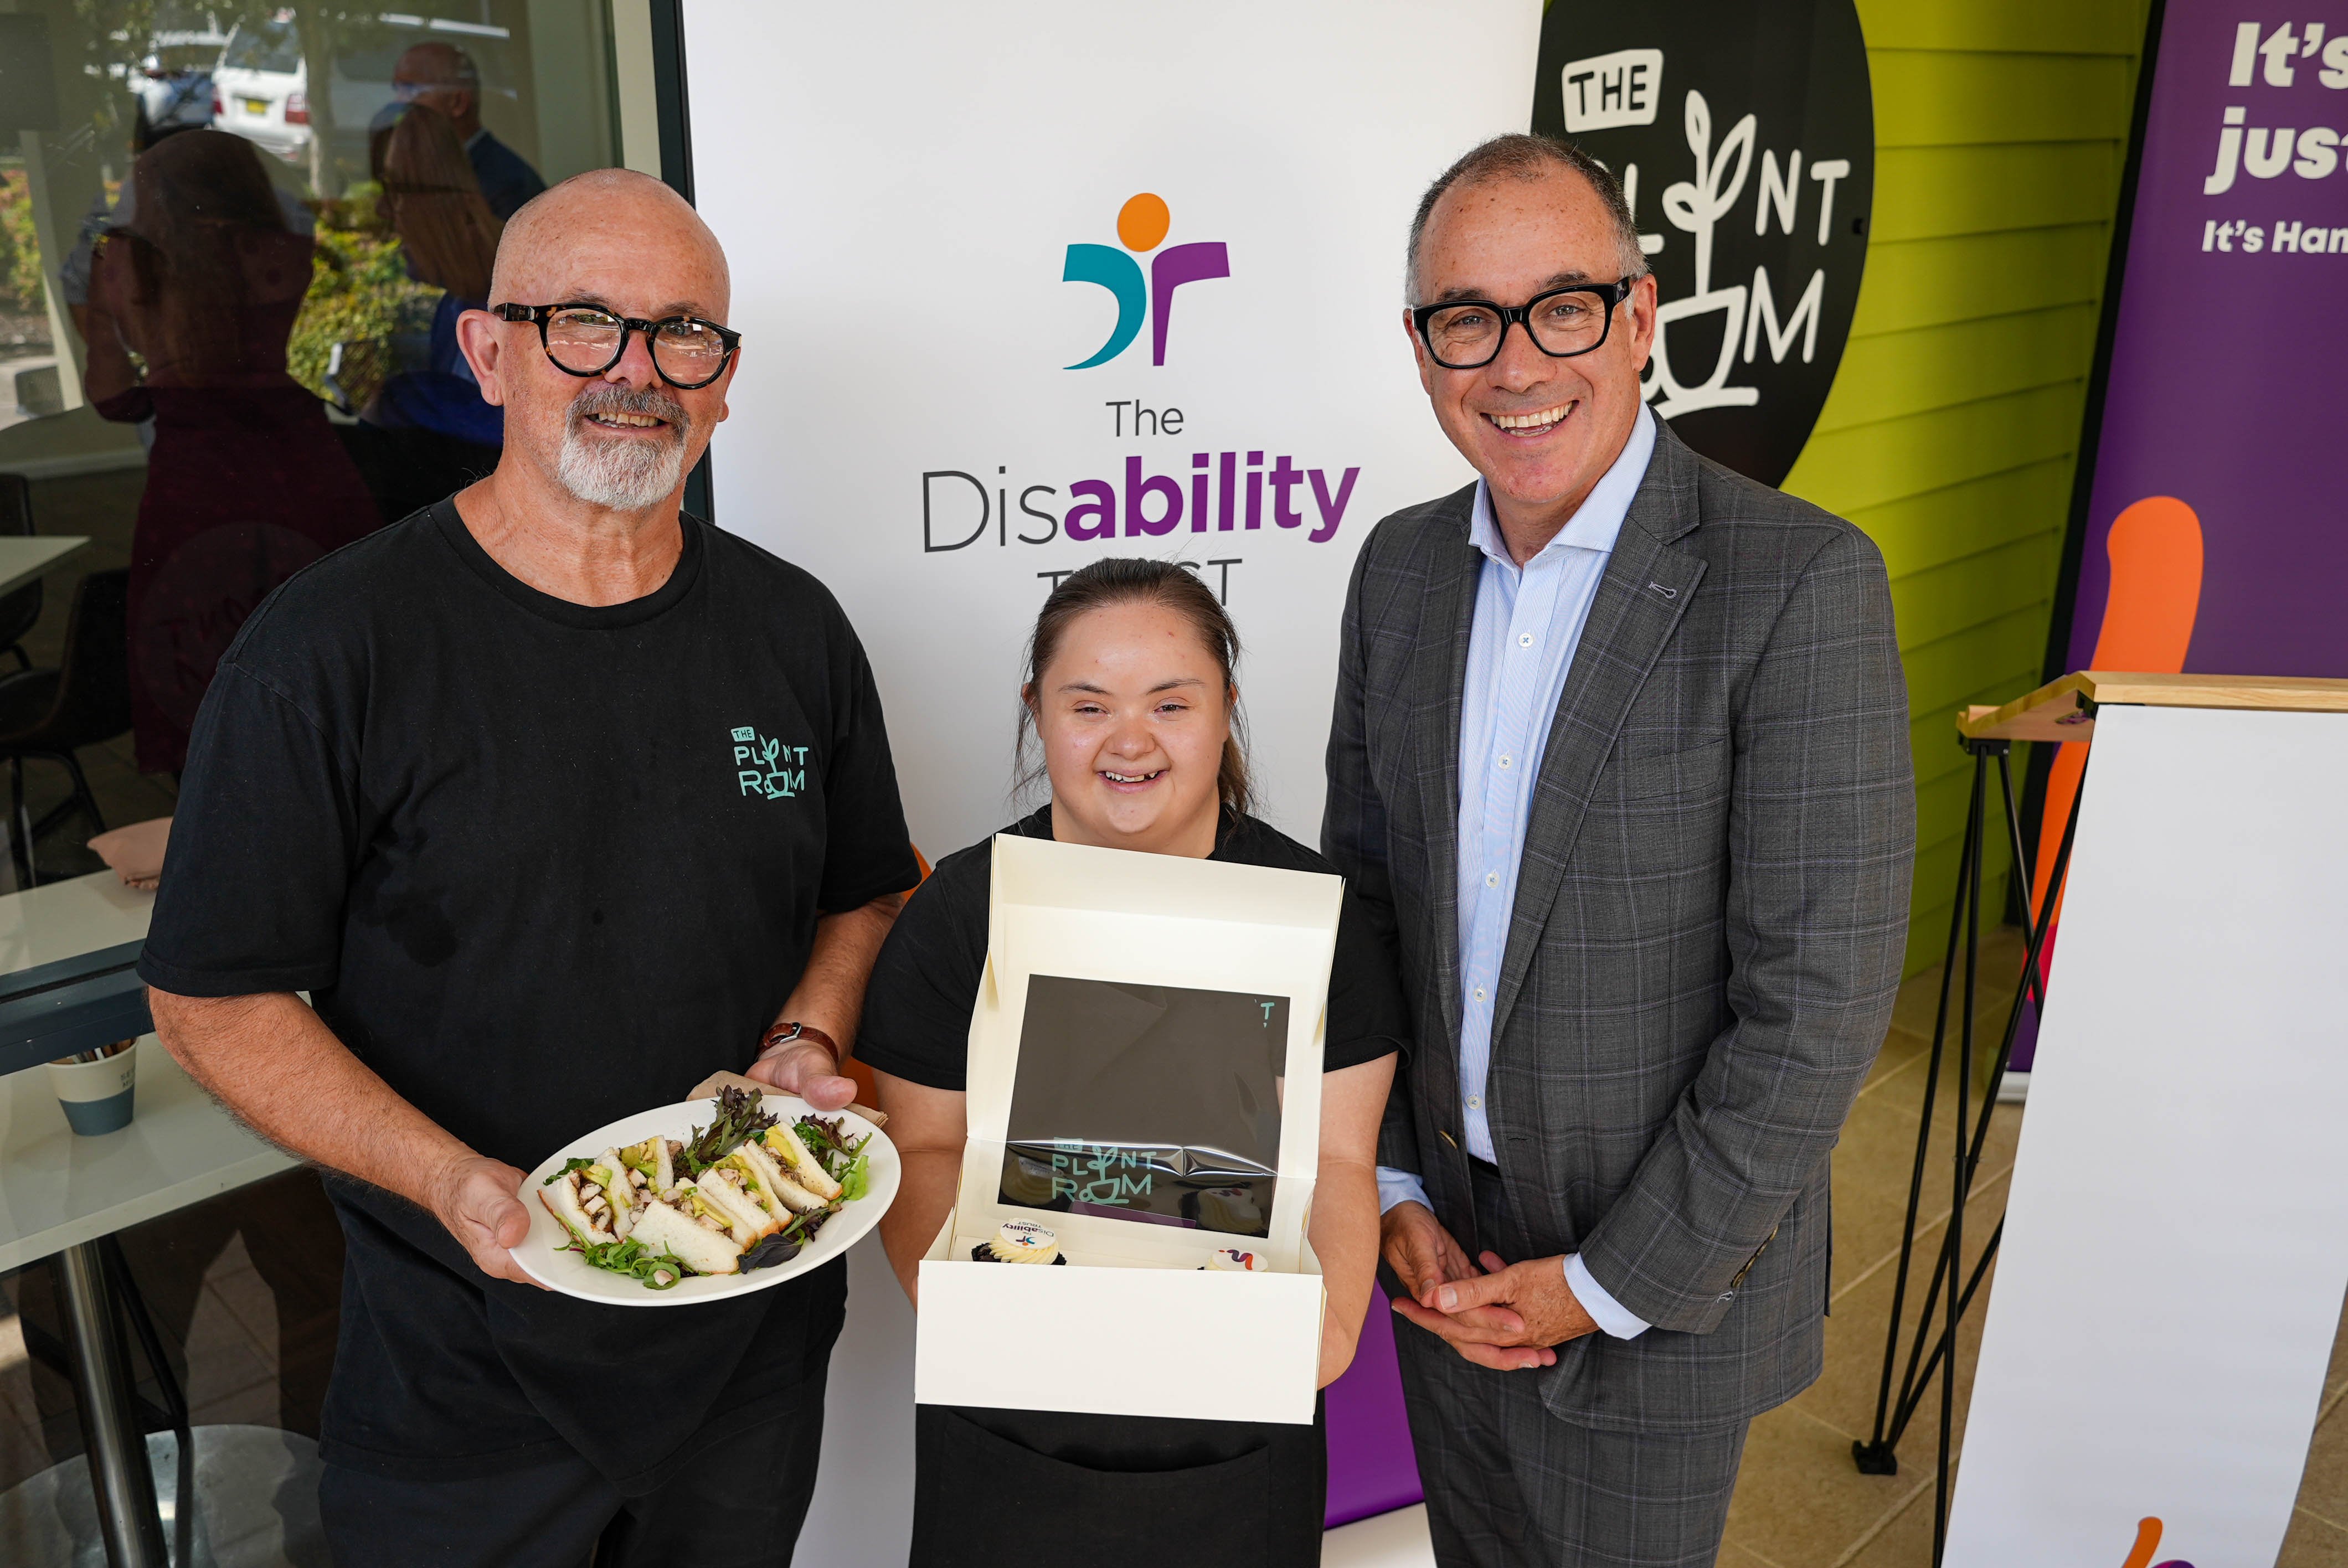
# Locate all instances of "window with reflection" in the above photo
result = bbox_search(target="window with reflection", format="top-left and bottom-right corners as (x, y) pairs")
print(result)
(0, 1), (632, 887)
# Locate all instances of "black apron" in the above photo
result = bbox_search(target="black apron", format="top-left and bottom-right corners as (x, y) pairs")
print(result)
(908, 1399), (1327, 1567)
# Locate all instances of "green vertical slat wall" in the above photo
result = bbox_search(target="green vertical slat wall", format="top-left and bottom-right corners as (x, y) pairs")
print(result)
(1779, 0), (2154, 974)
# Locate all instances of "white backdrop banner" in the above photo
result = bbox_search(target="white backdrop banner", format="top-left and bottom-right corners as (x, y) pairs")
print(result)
(685, 7), (1539, 1559)
(1945, 705), (2348, 1567)
(688, 0), (1536, 857)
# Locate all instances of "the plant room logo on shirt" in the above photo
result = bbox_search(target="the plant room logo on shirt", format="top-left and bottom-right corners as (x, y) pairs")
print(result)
(731, 726), (809, 800)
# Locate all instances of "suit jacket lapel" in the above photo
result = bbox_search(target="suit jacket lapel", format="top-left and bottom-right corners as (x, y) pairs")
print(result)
(1412, 486), (1481, 1062)
(1490, 426), (1708, 1043)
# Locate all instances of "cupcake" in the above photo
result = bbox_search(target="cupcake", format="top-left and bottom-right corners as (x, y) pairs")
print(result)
(971, 1219), (1067, 1265)
(1202, 1247), (1267, 1273)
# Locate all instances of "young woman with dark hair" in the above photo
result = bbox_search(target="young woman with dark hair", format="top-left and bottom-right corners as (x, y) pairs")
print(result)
(858, 558), (1407, 1565)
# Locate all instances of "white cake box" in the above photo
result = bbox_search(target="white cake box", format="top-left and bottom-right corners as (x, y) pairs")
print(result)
(914, 832), (1340, 1425)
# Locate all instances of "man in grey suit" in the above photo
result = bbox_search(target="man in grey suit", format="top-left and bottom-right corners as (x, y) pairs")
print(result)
(1323, 134), (1915, 1565)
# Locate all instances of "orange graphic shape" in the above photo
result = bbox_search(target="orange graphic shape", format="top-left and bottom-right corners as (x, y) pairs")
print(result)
(2121, 1516), (2163, 1568)
(2029, 497), (2205, 971)
(1118, 192), (1171, 252)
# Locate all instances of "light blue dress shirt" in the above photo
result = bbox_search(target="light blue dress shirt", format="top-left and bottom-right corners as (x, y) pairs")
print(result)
(1376, 405), (1657, 1341)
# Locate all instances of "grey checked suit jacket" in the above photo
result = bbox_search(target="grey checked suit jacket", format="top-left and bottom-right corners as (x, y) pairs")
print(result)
(1323, 420), (1914, 1435)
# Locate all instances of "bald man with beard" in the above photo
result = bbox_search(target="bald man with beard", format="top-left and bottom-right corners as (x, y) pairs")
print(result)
(141, 171), (919, 1566)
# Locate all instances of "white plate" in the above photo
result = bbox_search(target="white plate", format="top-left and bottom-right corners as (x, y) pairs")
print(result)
(513, 1094), (897, 1306)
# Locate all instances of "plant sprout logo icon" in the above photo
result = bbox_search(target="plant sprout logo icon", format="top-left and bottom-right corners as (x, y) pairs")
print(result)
(1062, 193), (1230, 369)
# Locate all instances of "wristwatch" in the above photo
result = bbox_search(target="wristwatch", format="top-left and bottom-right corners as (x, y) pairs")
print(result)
(758, 1020), (838, 1061)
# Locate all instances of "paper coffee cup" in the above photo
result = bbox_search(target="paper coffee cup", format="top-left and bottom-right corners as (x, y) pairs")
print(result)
(48, 1048), (137, 1136)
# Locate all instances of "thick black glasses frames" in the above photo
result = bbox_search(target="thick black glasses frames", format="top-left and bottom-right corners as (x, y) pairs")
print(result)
(491, 302), (743, 389)
(1410, 276), (1639, 370)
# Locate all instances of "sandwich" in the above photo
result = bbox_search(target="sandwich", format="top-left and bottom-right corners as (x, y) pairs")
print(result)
(628, 1197), (743, 1276)
(539, 1169), (616, 1248)
(728, 1141), (825, 1215)
(763, 1122), (842, 1202)
(689, 1170), (780, 1247)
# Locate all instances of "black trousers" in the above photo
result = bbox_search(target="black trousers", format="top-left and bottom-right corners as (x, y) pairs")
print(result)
(317, 1365), (827, 1568)
(909, 1399), (1327, 1568)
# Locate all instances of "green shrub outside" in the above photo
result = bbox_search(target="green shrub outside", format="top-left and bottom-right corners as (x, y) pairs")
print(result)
(1, 168), (47, 316)
(286, 180), (439, 411)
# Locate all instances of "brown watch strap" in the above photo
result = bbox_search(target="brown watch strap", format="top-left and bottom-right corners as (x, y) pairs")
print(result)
(759, 1020), (838, 1059)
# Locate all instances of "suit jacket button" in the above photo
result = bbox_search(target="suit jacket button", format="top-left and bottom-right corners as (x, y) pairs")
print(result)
(1438, 1130), (1459, 1148)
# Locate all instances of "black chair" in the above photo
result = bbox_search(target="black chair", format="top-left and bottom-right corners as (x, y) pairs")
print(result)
(0, 568), (130, 886)
(0, 473), (40, 670)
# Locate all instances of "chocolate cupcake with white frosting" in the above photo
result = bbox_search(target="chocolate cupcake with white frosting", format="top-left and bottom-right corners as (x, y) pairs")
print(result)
(972, 1218), (1067, 1265)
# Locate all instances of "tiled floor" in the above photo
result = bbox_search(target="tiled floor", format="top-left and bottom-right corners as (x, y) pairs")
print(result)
(1719, 925), (2348, 1567)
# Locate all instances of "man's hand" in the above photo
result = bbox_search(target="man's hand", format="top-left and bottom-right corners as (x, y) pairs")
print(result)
(1394, 1248), (1600, 1370)
(431, 1153), (546, 1289)
(1383, 1202), (1543, 1370)
(745, 1037), (857, 1110)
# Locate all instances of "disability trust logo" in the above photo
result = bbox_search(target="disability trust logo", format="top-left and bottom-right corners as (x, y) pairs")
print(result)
(916, 184), (1362, 591)
(1062, 193), (1230, 368)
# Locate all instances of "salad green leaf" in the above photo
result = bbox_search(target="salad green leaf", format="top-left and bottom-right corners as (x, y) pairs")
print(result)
(564, 1234), (690, 1290)
(677, 1085), (779, 1178)
(737, 1232), (803, 1272)
(543, 1157), (597, 1187)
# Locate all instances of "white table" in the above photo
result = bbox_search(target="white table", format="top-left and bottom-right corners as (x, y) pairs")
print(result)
(0, 866), (151, 979)
(0, 535), (89, 599)
(0, 1036), (296, 1274)
(0, 870), (161, 1077)
(0, 871), (294, 1568)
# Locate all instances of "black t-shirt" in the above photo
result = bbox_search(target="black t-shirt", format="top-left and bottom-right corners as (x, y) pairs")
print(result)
(140, 501), (919, 1486)
(857, 806), (1409, 1092)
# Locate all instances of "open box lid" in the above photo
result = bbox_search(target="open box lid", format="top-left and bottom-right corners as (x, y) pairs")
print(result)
(953, 832), (1346, 1273)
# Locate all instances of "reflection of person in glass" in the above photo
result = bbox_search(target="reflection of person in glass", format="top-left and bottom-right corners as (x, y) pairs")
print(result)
(368, 102), (504, 453)
(387, 40), (545, 220)
(81, 128), (380, 774)
(860, 559), (1408, 1565)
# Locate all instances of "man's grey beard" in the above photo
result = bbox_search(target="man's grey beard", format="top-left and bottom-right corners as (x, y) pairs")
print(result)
(555, 384), (692, 510)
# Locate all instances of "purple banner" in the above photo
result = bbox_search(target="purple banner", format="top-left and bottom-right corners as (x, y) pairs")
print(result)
(2064, 2), (2348, 680)
(1324, 1283), (1424, 1527)
(2019, 2), (2348, 1073)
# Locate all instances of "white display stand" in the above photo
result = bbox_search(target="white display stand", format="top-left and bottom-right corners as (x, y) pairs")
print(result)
(1945, 676), (2348, 1566)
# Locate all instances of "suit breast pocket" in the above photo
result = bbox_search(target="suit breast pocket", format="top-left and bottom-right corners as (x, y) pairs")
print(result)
(1607, 737), (1731, 802)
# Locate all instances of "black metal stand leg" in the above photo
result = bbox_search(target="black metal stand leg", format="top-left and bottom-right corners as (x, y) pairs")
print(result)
(1932, 745), (1987, 1564)
(1856, 743), (1988, 1477)
(1855, 732), (2095, 1562)
(54, 1241), (169, 1568)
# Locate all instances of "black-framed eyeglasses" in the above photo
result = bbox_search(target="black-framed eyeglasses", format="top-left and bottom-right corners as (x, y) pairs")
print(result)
(1410, 277), (1639, 370)
(492, 302), (742, 389)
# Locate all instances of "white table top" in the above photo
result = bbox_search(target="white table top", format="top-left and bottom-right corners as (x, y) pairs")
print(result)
(0, 535), (90, 599)
(0, 870), (294, 1268)
(0, 1036), (296, 1272)
(0, 869), (153, 979)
